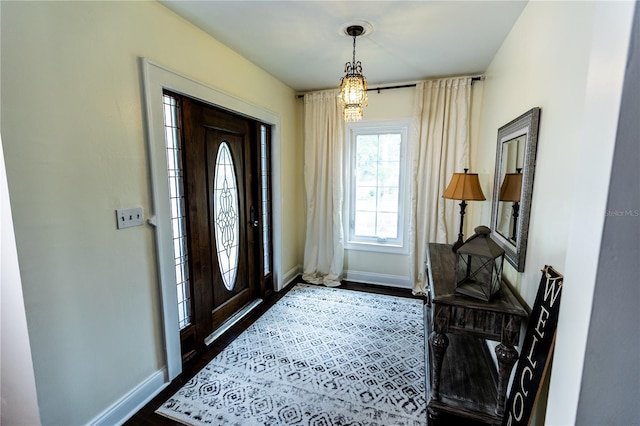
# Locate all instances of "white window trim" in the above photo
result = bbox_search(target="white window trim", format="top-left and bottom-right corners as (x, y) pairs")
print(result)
(344, 119), (412, 255)
(141, 58), (284, 382)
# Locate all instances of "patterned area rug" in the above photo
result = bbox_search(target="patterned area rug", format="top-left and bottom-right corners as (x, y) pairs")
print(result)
(156, 283), (427, 425)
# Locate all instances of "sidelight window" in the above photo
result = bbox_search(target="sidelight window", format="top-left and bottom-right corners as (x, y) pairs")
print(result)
(260, 125), (271, 276)
(162, 94), (191, 329)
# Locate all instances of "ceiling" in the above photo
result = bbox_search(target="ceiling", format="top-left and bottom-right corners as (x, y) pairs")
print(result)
(159, 1), (527, 93)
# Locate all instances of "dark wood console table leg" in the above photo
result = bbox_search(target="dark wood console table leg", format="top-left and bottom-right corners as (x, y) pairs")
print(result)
(429, 331), (449, 401)
(495, 343), (519, 415)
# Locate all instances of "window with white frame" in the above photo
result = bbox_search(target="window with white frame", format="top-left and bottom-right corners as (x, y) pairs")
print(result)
(345, 120), (411, 253)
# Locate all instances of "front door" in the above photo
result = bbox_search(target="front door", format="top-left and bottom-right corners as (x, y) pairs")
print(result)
(182, 97), (260, 350)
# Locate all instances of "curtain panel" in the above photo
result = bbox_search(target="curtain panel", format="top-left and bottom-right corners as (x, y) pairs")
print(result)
(302, 90), (345, 287)
(410, 77), (472, 294)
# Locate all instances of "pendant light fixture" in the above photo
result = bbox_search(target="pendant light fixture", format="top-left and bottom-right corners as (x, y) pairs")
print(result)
(339, 25), (368, 122)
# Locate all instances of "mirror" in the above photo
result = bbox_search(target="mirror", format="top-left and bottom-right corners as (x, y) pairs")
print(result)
(490, 108), (540, 272)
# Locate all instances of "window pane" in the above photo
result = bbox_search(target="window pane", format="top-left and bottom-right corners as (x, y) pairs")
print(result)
(260, 124), (271, 276)
(377, 187), (399, 213)
(355, 186), (377, 212)
(213, 142), (240, 291)
(377, 161), (400, 187)
(377, 212), (398, 238)
(356, 165), (377, 187)
(163, 93), (191, 329)
(355, 211), (376, 236)
(356, 134), (378, 157)
(379, 134), (401, 161)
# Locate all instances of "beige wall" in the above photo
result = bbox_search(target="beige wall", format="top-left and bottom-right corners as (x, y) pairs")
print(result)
(471, 1), (634, 424)
(0, 1), (301, 424)
(472, 1), (596, 300)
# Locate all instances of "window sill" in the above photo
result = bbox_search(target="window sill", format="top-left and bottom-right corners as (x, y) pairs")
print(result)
(345, 241), (408, 255)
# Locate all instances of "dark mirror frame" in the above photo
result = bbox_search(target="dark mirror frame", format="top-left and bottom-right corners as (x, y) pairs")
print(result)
(490, 107), (541, 272)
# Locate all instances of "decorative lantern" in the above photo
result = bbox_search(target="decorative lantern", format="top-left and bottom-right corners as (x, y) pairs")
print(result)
(455, 226), (504, 302)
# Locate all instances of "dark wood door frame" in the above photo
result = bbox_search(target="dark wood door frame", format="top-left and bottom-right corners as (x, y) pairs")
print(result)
(178, 94), (272, 357)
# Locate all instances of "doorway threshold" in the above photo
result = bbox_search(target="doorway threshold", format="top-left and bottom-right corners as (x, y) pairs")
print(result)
(204, 299), (263, 346)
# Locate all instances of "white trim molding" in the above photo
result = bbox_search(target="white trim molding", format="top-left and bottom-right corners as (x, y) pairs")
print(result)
(88, 369), (167, 426)
(140, 58), (285, 381)
(281, 264), (303, 290)
(344, 270), (412, 289)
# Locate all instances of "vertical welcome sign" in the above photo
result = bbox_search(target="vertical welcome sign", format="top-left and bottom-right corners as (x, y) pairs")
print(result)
(502, 266), (564, 426)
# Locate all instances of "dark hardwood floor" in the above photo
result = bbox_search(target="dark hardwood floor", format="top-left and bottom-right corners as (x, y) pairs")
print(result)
(124, 279), (486, 426)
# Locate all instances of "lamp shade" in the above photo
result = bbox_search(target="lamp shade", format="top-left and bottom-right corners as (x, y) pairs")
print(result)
(499, 173), (523, 202)
(442, 171), (486, 201)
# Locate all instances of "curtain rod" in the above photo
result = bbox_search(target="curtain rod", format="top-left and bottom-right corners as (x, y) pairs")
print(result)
(296, 76), (484, 98)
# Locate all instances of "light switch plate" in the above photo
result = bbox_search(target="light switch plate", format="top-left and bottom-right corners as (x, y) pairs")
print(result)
(116, 207), (144, 229)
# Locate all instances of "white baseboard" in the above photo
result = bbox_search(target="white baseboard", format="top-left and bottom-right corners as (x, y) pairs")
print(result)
(279, 264), (302, 290)
(344, 270), (412, 289)
(88, 368), (168, 426)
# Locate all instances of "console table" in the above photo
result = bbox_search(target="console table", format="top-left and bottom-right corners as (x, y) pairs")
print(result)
(425, 243), (528, 424)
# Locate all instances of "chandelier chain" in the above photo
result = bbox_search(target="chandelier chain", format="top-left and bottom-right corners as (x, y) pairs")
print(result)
(352, 34), (357, 66)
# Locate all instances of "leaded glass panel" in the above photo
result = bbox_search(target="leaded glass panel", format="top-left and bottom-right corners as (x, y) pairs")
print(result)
(213, 142), (239, 291)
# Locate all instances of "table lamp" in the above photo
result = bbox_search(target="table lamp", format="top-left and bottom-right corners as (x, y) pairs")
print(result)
(442, 169), (486, 252)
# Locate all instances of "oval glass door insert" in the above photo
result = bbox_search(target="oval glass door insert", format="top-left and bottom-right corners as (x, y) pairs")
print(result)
(213, 142), (239, 291)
